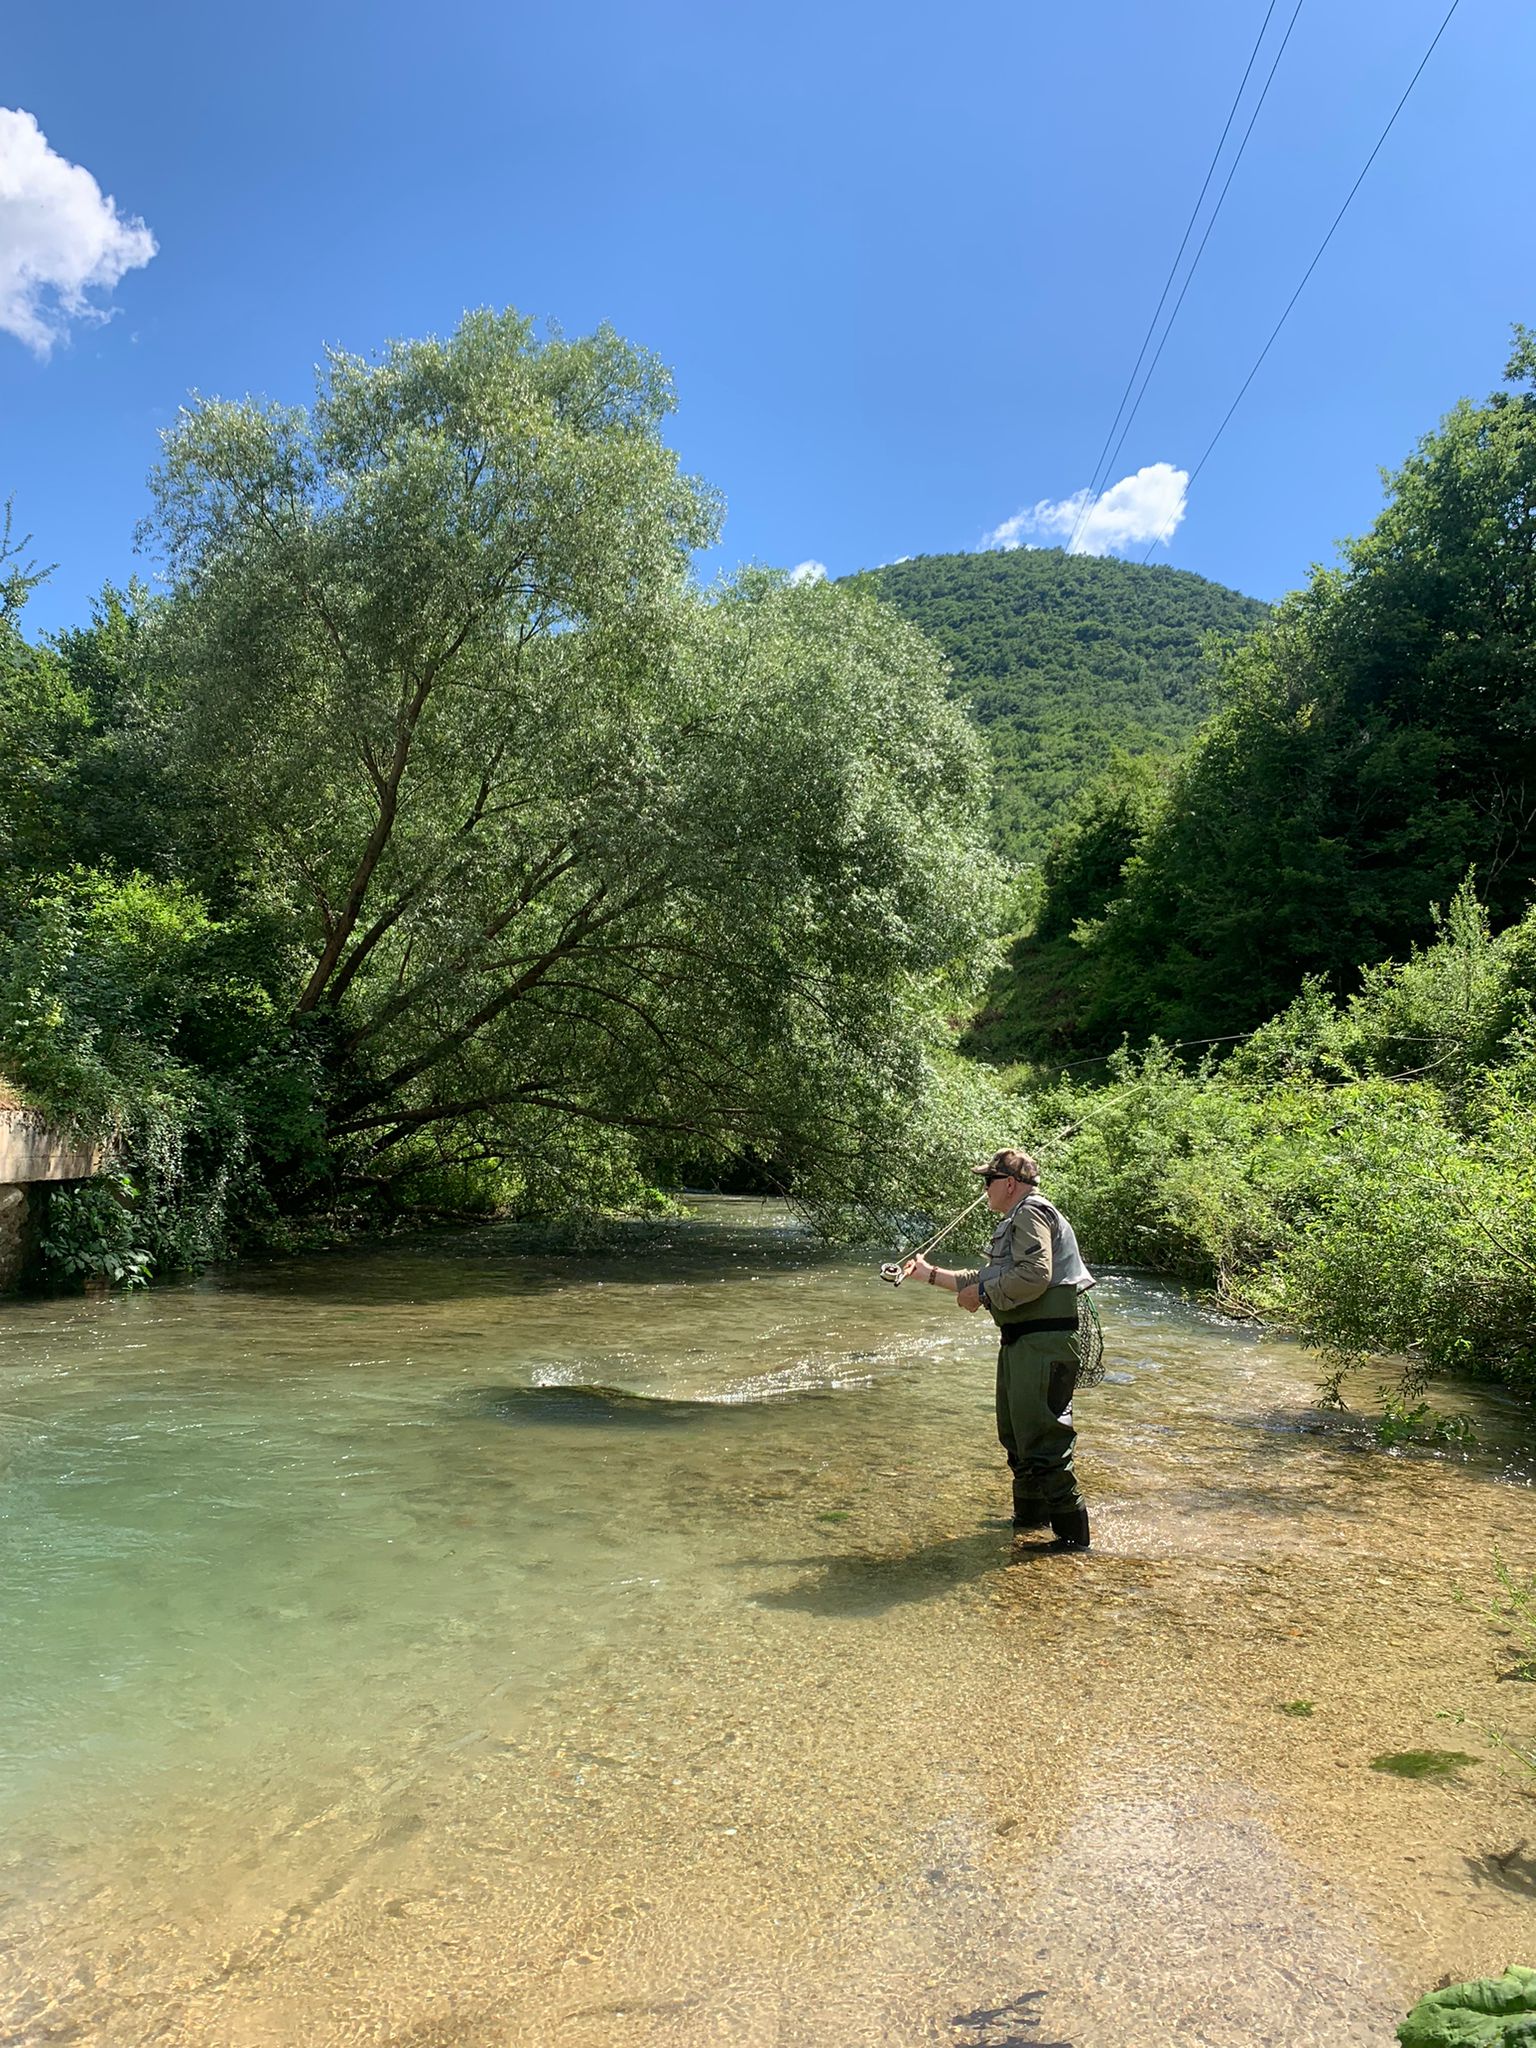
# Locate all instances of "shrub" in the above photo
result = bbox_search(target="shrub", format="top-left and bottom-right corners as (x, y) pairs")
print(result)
(1008, 893), (1536, 1397)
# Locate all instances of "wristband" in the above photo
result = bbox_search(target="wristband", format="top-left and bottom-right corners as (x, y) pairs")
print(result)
(927, 1266), (937, 1286)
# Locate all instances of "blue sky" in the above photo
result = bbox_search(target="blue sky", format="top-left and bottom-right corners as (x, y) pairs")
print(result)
(3, 0), (1533, 636)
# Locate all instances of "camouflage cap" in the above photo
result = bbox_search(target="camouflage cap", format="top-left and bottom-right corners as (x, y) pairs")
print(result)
(973, 1148), (1039, 1183)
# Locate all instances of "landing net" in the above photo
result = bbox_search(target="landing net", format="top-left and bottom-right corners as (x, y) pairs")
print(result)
(1076, 1289), (1106, 1389)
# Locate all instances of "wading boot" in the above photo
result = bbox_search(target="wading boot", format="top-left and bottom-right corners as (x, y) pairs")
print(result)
(1046, 1509), (1091, 1552)
(1011, 1493), (1050, 1532)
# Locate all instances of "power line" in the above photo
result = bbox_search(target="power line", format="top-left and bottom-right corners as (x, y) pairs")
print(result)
(1142, 0), (1465, 563)
(1067, 0), (1296, 554)
(1087, 0), (1306, 514)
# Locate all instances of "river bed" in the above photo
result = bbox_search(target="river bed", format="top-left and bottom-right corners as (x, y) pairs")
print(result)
(1, 1198), (1533, 2046)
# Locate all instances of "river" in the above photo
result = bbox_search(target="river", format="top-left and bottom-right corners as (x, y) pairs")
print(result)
(1, 1198), (1532, 2047)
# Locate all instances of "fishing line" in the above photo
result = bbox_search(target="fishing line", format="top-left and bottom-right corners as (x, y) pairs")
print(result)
(879, 1190), (990, 1285)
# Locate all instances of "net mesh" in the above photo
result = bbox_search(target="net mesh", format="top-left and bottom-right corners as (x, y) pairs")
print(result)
(1076, 1289), (1106, 1389)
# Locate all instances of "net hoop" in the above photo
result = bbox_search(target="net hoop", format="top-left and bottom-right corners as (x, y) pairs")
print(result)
(1076, 1290), (1106, 1389)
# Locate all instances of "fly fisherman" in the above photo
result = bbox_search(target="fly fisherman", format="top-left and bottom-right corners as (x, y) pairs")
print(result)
(903, 1149), (1094, 1552)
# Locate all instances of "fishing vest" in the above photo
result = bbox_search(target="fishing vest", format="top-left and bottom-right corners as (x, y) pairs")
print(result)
(1018, 1193), (1094, 1293)
(990, 1193), (1095, 1337)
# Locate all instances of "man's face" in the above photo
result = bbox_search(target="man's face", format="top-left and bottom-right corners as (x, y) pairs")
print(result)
(983, 1172), (1018, 1214)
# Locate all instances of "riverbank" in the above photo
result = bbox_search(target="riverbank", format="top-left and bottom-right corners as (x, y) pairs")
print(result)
(1006, 889), (1536, 1412)
(2, 1202), (1533, 2046)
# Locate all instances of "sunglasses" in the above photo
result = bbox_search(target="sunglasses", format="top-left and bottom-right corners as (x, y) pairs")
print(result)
(981, 1171), (1016, 1185)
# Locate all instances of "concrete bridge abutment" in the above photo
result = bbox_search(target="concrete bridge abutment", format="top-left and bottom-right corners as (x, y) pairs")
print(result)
(0, 1104), (107, 1291)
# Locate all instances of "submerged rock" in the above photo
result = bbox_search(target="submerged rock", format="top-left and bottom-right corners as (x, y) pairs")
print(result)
(472, 1382), (739, 1429)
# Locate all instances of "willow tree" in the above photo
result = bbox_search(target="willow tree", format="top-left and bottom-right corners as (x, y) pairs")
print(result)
(144, 310), (1001, 1216)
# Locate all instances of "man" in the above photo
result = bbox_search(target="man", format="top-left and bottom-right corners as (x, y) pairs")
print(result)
(904, 1149), (1093, 1552)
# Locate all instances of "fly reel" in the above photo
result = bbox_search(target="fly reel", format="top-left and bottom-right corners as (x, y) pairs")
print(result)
(876, 1189), (989, 1288)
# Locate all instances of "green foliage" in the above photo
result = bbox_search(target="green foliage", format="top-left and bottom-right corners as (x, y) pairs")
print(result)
(0, 508), (89, 876)
(853, 548), (1265, 857)
(0, 524), (276, 1286)
(130, 310), (1004, 1230)
(44, 581), (186, 879)
(1475, 1549), (1536, 1682)
(0, 867), (208, 1133)
(1004, 336), (1536, 1053)
(1023, 1039), (1278, 1286)
(0, 498), (52, 621)
(786, 1046), (1017, 1253)
(968, 753), (1175, 1059)
(1370, 1750), (1478, 1779)
(1398, 1968), (1536, 2047)
(0, 310), (1009, 1280)
(1010, 889), (1536, 1396)
(1373, 1394), (1476, 1449)
(37, 1175), (153, 1288)
(0, 513), (177, 890)
(1031, 752), (1172, 944)
(0, 867), (327, 1280)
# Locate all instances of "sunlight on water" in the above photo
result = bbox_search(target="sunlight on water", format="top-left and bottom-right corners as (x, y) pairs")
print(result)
(1, 1200), (1533, 2047)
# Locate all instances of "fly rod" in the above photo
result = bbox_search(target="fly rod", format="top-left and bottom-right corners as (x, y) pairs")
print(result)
(879, 1191), (990, 1285)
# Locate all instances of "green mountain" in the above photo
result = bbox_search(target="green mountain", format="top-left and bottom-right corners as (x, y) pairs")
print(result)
(851, 548), (1268, 857)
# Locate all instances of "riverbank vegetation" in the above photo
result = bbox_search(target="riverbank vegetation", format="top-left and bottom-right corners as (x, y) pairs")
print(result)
(986, 328), (1536, 1061)
(1013, 884), (1536, 1396)
(0, 310), (1008, 1277)
(998, 329), (1536, 1400)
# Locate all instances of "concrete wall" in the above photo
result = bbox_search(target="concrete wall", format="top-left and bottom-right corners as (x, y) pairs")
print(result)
(0, 1109), (104, 1184)
(0, 1108), (108, 1291)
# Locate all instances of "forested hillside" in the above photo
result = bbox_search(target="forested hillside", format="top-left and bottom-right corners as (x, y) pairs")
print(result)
(851, 549), (1268, 856)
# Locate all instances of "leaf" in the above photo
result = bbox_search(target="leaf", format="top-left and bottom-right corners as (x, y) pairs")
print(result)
(1398, 1966), (1536, 2046)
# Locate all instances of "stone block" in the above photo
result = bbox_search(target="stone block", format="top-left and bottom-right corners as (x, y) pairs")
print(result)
(0, 1109), (105, 1184)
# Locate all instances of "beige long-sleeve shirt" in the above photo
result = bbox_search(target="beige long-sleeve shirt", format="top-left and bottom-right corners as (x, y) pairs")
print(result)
(953, 1201), (1053, 1316)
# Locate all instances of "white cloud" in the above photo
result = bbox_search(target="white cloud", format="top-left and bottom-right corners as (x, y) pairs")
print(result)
(0, 108), (157, 356)
(788, 560), (827, 585)
(984, 461), (1189, 558)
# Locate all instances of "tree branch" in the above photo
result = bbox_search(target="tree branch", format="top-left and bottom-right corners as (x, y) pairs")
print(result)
(342, 842), (583, 1049)
(321, 742), (527, 1009)
(337, 881), (643, 1113)
(292, 666), (443, 1014)
(346, 1086), (732, 1157)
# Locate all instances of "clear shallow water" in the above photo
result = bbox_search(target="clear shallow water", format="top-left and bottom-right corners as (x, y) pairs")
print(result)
(1, 1200), (1533, 2048)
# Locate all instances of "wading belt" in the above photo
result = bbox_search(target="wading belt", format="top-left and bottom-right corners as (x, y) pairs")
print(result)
(994, 1280), (1081, 1343)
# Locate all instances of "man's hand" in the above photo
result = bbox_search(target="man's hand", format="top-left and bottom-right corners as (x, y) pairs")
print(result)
(956, 1282), (982, 1313)
(904, 1255), (933, 1284)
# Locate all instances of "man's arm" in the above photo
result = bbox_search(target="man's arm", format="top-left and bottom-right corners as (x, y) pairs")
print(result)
(903, 1253), (983, 1310)
(977, 1208), (1052, 1313)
